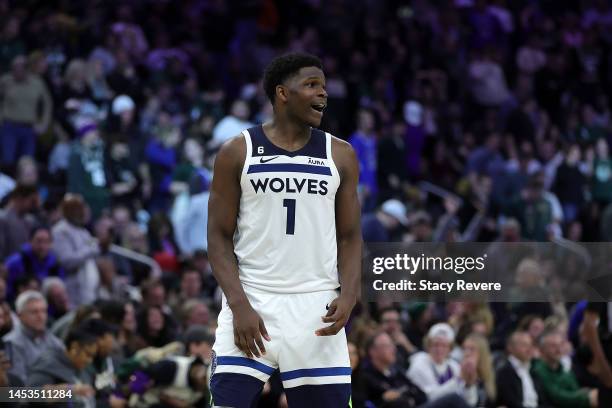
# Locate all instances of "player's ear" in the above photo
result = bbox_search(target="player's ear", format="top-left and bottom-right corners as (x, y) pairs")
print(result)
(276, 84), (289, 103)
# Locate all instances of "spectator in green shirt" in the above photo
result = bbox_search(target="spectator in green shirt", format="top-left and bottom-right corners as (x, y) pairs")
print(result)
(532, 330), (598, 407)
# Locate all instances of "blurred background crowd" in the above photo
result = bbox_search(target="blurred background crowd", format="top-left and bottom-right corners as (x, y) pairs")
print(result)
(0, 0), (611, 407)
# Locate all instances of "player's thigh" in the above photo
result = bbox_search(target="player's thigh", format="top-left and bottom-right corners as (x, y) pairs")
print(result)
(209, 372), (265, 408)
(278, 291), (351, 399)
(211, 304), (278, 402)
(284, 383), (352, 408)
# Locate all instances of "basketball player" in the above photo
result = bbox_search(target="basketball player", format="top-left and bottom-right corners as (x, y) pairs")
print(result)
(208, 53), (362, 407)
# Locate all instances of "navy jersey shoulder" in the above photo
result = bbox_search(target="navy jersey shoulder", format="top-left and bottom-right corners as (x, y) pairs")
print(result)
(247, 125), (327, 159)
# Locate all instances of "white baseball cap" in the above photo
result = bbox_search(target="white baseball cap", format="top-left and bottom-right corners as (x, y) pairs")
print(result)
(427, 323), (455, 343)
(112, 94), (135, 115)
(381, 199), (410, 227)
(403, 100), (423, 126)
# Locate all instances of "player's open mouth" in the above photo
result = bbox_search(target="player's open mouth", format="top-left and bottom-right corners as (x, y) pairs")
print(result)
(311, 103), (326, 113)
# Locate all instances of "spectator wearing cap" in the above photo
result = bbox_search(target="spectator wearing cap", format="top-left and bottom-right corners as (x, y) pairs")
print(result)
(407, 323), (480, 404)
(3, 290), (64, 384)
(5, 225), (65, 301)
(361, 199), (410, 242)
(0, 54), (52, 173)
(107, 94), (150, 202)
(0, 183), (40, 261)
(67, 122), (110, 219)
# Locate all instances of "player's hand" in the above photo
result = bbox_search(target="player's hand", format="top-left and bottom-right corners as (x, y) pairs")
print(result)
(232, 300), (271, 358)
(316, 295), (355, 336)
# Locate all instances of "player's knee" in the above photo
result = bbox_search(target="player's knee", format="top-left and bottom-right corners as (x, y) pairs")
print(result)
(210, 373), (265, 407)
(284, 383), (351, 408)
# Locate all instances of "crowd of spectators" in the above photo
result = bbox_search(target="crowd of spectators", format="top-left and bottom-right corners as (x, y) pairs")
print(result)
(0, 0), (611, 407)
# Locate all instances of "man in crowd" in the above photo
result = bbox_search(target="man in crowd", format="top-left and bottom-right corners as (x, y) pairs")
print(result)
(0, 183), (39, 261)
(361, 199), (410, 242)
(5, 225), (64, 301)
(42, 277), (70, 325)
(0, 54), (53, 173)
(3, 290), (64, 384)
(27, 327), (98, 407)
(532, 329), (598, 407)
(496, 331), (546, 408)
(379, 307), (416, 372)
(364, 331), (427, 408)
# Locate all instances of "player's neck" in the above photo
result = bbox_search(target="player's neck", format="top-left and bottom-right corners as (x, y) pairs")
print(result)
(264, 119), (311, 147)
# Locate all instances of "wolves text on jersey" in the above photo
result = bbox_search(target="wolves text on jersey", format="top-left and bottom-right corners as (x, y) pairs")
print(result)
(249, 177), (328, 195)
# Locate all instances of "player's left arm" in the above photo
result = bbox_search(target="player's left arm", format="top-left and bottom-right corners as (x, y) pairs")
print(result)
(316, 137), (362, 336)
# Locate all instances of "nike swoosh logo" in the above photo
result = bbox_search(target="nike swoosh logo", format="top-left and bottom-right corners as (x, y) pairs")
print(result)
(260, 156), (279, 163)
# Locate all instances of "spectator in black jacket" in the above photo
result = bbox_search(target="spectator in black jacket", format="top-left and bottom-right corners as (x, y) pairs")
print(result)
(363, 331), (427, 407)
(496, 331), (548, 408)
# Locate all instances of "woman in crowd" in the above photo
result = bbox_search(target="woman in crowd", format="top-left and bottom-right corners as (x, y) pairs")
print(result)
(135, 304), (176, 348)
(407, 323), (481, 405)
(462, 333), (497, 407)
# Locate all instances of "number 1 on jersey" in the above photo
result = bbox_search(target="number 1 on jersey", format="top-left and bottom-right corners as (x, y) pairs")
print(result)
(283, 198), (296, 235)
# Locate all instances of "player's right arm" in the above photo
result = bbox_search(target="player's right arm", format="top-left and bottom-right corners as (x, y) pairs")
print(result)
(208, 135), (270, 358)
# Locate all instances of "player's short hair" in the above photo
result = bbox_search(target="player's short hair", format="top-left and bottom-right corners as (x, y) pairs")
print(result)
(263, 53), (323, 103)
(15, 290), (46, 314)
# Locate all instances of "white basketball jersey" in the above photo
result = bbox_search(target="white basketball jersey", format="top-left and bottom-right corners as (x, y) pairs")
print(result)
(233, 125), (341, 293)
